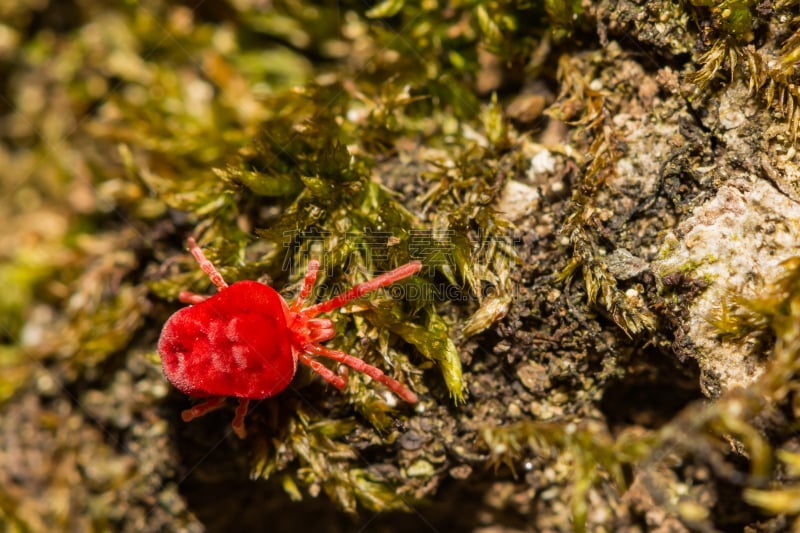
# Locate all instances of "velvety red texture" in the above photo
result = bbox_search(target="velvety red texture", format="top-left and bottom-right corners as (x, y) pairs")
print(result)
(158, 280), (297, 399)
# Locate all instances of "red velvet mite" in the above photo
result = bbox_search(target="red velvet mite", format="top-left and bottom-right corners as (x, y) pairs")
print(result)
(158, 238), (421, 438)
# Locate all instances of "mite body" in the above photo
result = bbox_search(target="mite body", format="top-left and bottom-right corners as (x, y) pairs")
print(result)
(158, 238), (420, 438)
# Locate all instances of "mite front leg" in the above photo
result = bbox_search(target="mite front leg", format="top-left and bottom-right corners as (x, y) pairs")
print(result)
(301, 261), (422, 318)
(187, 237), (229, 289)
(290, 259), (320, 312)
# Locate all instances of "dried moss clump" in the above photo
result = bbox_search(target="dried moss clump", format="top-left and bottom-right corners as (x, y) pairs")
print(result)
(686, 0), (800, 138)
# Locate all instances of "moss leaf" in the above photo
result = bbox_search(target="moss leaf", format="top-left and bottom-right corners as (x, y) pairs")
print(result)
(366, 0), (406, 19)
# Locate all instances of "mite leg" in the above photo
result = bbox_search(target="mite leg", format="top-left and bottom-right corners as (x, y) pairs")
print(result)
(303, 343), (417, 403)
(301, 261), (421, 318)
(187, 237), (228, 289)
(306, 318), (335, 343)
(179, 291), (209, 304)
(290, 259), (320, 312)
(298, 352), (346, 390)
(181, 397), (227, 422)
(231, 398), (250, 439)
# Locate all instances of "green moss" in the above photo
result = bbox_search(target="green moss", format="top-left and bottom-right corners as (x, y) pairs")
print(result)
(690, 0), (757, 41)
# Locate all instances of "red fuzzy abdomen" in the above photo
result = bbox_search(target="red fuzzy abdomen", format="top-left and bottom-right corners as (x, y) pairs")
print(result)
(158, 281), (296, 399)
